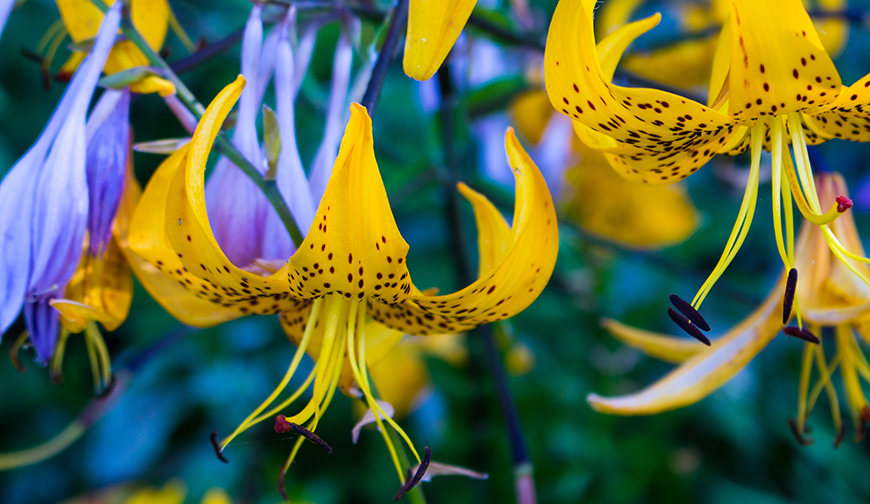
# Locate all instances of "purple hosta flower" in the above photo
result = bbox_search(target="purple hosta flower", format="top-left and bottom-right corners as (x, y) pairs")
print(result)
(0, 2), (122, 364)
(86, 89), (131, 257)
(205, 6), (352, 266)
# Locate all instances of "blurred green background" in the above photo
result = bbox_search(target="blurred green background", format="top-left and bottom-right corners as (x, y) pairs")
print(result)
(3, 0), (870, 502)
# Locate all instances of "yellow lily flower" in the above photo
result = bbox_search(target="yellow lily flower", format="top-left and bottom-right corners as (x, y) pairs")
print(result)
(599, 0), (848, 92)
(590, 172), (870, 446)
(545, 0), (870, 328)
(404, 0), (476, 81)
(129, 75), (558, 484)
(55, 0), (174, 95)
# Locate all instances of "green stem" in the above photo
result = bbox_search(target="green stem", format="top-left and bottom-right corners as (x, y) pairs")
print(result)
(89, 0), (304, 247)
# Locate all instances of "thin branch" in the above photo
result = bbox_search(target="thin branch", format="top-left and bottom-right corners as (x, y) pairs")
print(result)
(360, 0), (409, 114)
(437, 60), (537, 504)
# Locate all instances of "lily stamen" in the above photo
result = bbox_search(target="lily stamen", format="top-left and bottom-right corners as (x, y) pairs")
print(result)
(783, 268), (798, 324)
(690, 120), (764, 311)
(669, 294), (710, 331)
(666, 308), (711, 346)
(784, 326), (820, 344)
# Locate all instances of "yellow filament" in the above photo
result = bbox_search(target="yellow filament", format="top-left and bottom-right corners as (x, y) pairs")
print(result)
(220, 297), (323, 450)
(250, 366), (318, 426)
(807, 353), (840, 414)
(820, 228), (870, 292)
(771, 117), (789, 269)
(168, 7), (196, 53)
(36, 19), (66, 54)
(279, 295), (345, 426)
(814, 338), (843, 433)
(357, 306), (420, 464)
(85, 322), (111, 388)
(9, 330), (29, 371)
(846, 335), (870, 382)
(692, 120), (764, 309)
(791, 114), (821, 211)
(280, 435), (307, 487)
(43, 26), (69, 74)
(782, 171), (795, 263)
(83, 326), (101, 392)
(49, 329), (70, 382)
(796, 342), (815, 432)
(345, 301), (405, 482)
(837, 325), (869, 424)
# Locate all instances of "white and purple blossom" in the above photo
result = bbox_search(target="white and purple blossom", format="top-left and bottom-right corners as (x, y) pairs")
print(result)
(0, 3), (122, 363)
(204, 6), (353, 265)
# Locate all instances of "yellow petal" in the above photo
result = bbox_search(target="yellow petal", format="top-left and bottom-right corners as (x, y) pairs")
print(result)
(56, 0), (170, 90)
(600, 317), (707, 364)
(458, 182), (511, 277)
(164, 76), (310, 316)
(51, 299), (118, 333)
(367, 128), (558, 335)
(595, 0), (643, 37)
(544, 0), (737, 185)
(403, 0), (476, 81)
(126, 146), (250, 326)
(563, 147), (699, 249)
(97, 238), (133, 331)
(588, 291), (783, 414)
(287, 104), (412, 304)
(128, 75), (176, 97)
(708, 18), (731, 108)
(726, 0), (841, 120)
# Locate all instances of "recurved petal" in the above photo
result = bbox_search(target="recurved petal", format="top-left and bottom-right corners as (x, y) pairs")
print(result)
(726, 0), (841, 120)
(403, 0), (476, 81)
(588, 290), (782, 415)
(600, 318), (707, 364)
(127, 147), (248, 326)
(368, 129), (557, 335)
(51, 299), (115, 334)
(287, 104), (412, 303)
(544, 0), (737, 185)
(162, 78), (312, 319)
(458, 183), (511, 277)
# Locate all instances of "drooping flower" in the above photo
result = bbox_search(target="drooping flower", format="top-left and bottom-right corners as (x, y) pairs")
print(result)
(404, 0), (476, 81)
(0, 2), (123, 367)
(589, 172), (870, 446)
(544, 0), (870, 331)
(595, 0), (848, 93)
(129, 74), (557, 489)
(54, 0), (174, 95)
